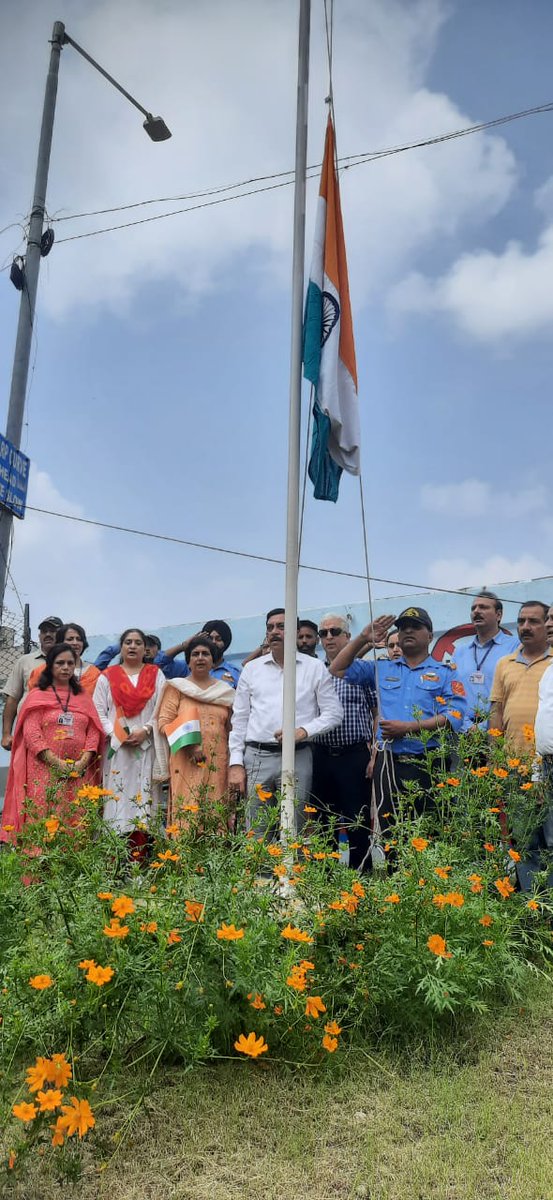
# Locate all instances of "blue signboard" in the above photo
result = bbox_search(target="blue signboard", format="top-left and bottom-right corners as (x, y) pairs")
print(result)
(0, 435), (30, 519)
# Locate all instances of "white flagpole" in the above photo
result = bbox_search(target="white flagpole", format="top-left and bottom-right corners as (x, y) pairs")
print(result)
(281, 0), (311, 839)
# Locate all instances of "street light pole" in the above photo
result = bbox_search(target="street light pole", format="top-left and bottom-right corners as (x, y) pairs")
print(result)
(0, 21), (65, 617)
(0, 19), (171, 621)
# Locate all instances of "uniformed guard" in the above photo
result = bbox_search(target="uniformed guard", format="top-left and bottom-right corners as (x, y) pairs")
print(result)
(330, 606), (466, 844)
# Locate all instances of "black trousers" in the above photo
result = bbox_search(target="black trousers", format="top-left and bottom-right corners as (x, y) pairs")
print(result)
(311, 742), (371, 870)
(373, 748), (448, 835)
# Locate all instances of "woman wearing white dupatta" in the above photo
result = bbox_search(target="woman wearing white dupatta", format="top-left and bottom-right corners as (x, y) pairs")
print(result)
(157, 635), (234, 823)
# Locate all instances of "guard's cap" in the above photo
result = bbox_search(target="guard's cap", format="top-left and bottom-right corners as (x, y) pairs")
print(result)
(38, 616), (63, 631)
(395, 606), (433, 632)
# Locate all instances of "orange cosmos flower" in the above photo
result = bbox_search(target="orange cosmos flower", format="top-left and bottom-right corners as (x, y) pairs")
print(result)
(140, 921), (158, 934)
(266, 844), (282, 858)
(273, 864), (287, 879)
(281, 923), (314, 943)
(482, 939), (494, 947)
(111, 895), (135, 919)
(29, 974), (54, 990)
(234, 1032), (269, 1058)
(249, 993), (266, 1010)
(86, 964), (115, 986)
(44, 817), (60, 837)
(434, 866), (452, 880)
(445, 891), (465, 907)
(50, 1117), (66, 1146)
(274, 1004), (283, 1015)
(25, 1057), (51, 1092)
(12, 1102), (37, 1122)
(488, 807), (501, 813)
(480, 915), (493, 927)
(427, 934), (452, 959)
(255, 784), (272, 802)
(36, 1089), (63, 1113)
(165, 823), (180, 836)
(305, 995), (327, 1019)
(411, 837), (429, 852)
(97, 891), (113, 901)
(217, 923), (245, 940)
(527, 899), (539, 911)
(495, 876), (515, 900)
(313, 851), (326, 860)
(383, 893), (400, 904)
(182, 803), (199, 813)
(418, 878), (426, 887)
(433, 893), (448, 909)
(351, 880), (366, 898)
(103, 919), (129, 939)
(322, 1034), (339, 1053)
(521, 782), (533, 791)
(287, 967), (307, 991)
(167, 929), (182, 945)
(522, 724), (535, 742)
(493, 768), (508, 779)
(507, 758), (520, 768)
(483, 843), (496, 853)
(508, 849), (521, 862)
(79, 959), (96, 971)
(184, 899), (204, 923)
(340, 891), (359, 914)
(58, 1097), (95, 1139)
(156, 849), (180, 863)
(304, 804), (317, 814)
(472, 766), (490, 777)
(446, 777), (460, 786)
(488, 728), (502, 738)
(324, 1019), (342, 1036)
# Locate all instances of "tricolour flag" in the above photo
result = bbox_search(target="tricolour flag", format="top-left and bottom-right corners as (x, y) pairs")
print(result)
(108, 715), (130, 759)
(303, 114), (359, 502)
(164, 711), (202, 755)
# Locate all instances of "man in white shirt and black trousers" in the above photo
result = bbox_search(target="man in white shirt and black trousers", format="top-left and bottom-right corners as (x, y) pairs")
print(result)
(228, 607), (343, 831)
(523, 601), (553, 890)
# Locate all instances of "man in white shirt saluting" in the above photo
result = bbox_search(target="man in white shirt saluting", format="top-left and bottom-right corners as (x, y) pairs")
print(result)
(228, 607), (343, 831)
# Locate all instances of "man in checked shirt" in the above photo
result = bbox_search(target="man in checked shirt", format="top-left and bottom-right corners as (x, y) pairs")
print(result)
(311, 612), (391, 870)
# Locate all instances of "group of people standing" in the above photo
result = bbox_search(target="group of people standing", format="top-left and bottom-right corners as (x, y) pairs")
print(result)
(1, 595), (552, 887)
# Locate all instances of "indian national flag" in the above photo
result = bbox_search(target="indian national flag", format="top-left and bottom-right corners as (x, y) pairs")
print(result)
(108, 715), (130, 758)
(303, 114), (359, 502)
(164, 711), (202, 755)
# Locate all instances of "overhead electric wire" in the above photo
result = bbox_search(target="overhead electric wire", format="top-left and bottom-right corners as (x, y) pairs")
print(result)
(26, 503), (533, 605)
(43, 98), (553, 247)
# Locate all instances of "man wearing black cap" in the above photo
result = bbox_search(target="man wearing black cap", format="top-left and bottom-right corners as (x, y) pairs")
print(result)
(155, 619), (240, 687)
(1, 616), (63, 750)
(330, 607), (466, 838)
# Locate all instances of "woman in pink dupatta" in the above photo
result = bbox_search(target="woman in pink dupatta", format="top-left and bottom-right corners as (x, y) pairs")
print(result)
(0, 643), (104, 842)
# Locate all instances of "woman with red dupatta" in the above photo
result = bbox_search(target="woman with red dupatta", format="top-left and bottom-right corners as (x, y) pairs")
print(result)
(93, 628), (166, 846)
(0, 642), (104, 842)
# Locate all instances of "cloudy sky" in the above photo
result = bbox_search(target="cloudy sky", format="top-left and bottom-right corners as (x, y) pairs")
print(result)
(1, 0), (553, 641)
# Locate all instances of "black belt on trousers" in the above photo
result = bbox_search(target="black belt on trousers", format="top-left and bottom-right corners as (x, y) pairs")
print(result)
(314, 740), (367, 757)
(246, 741), (310, 753)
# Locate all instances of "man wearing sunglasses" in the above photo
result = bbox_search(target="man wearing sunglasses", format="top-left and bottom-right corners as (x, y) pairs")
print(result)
(311, 614), (386, 870)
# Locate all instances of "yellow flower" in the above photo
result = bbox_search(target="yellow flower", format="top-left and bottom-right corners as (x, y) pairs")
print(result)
(29, 974), (54, 990)
(111, 895), (135, 919)
(305, 995), (326, 1019)
(103, 919), (129, 939)
(280, 923), (314, 944)
(37, 1088), (63, 1113)
(12, 1102), (37, 1122)
(427, 934), (452, 959)
(217, 923), (245, 940)
(234, 1032), (269, 1058)
(383, 893), (400, 904)
(58, 1097), (95, 1139)
(322, 1034), (339, 1053)
(411, 837), (429, 852)
(494, 876), (515, 900)
(184, 900), (204, 923)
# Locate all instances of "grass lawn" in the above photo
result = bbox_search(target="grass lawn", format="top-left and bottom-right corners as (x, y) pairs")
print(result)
(6, 977), (552, 1200)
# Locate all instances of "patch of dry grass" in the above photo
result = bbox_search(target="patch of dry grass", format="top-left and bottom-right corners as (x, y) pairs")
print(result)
(4, 982), (553, 1200)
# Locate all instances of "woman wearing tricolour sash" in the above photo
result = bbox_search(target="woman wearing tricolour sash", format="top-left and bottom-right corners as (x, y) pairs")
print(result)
(157, 635), (234, 824)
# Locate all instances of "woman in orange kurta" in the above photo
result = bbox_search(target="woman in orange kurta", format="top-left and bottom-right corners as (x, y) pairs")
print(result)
(27, 623), (100, 698)
(157, 635), (234, 823)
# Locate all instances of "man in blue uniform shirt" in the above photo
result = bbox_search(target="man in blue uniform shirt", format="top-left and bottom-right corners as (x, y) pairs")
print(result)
(330, 606), (466, 837)
(451, 591), (518, 731)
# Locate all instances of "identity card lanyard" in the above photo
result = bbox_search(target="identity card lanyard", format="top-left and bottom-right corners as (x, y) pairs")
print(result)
(52, 685), (74, 726)
(473, 642), (495, 673)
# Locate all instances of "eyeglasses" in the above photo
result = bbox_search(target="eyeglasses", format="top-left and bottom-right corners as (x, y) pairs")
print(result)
(318, 627), (346, 639)
(266, 622), (285, 632)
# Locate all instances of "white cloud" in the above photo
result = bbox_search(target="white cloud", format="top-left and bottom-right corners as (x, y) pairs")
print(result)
(389, 185), (553, 342)
(0, 0), (517, 318)
(427, 553), (552, 591)
(420, 478), (547, 519)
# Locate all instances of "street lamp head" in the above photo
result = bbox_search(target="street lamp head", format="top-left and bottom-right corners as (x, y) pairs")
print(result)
(143, 114), (171, 141)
